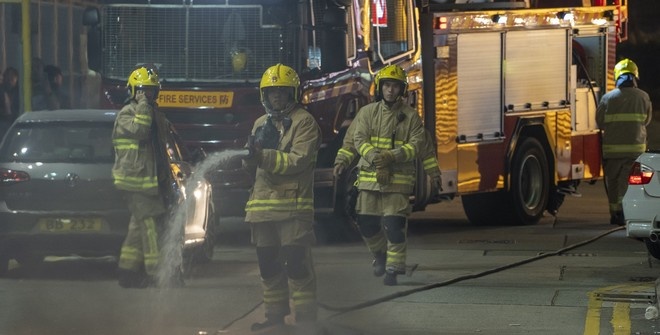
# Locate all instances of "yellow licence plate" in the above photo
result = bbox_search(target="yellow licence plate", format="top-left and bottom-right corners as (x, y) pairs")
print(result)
(37, 218), (104, 232)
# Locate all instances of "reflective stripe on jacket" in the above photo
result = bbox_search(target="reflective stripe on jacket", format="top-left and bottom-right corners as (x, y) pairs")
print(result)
(596, 87), (652, 159)
(112, 100), (170, 194)
(353, 100), (425, 194)
(245, 106), (321, 223)
(335, 118), (440, 180)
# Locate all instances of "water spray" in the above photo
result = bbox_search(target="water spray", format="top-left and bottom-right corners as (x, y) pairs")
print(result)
(154, 149), (252, 287)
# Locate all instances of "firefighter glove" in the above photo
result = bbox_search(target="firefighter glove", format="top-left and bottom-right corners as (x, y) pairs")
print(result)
(254, 117), (280, 150)
(243, 135), (262, 165)
(376, 167), (391, 185)
(373, 150), (395, 169)
(333, 163), (346, 178)
(431, 175), (443, 192)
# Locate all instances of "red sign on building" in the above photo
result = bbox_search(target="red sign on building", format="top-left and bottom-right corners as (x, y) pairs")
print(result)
(371, 0), (388, 27)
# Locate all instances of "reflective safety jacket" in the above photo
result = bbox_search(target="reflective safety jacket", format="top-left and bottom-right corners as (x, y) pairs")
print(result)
(244, 106), (322, 223)
(353, 100), (425, 194)
(334, 120), (440, 179)
(112, 100), (170, 195)
(596, 87), (652, 159)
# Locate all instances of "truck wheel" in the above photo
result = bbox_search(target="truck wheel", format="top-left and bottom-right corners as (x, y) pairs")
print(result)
(506, 137), (549, 225)
(644, 239), (660, 260)
(462, 137), (549, 226)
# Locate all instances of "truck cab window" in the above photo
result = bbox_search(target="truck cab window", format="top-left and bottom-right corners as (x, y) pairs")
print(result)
(370, 0), (414, 64)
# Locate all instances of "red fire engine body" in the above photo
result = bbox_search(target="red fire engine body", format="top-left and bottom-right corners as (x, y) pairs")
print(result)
(83, 0), (627, 234)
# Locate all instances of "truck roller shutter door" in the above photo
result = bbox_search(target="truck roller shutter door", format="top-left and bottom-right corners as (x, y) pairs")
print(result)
(457, 32), (503, 142)
(504, 29), (569, 111)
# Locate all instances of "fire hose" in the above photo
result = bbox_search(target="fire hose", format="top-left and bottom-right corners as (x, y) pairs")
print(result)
(221, 225), (625, 329)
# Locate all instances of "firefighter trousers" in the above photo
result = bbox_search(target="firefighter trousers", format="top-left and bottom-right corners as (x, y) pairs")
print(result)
(118, 192), (167, 276)
(355, 190), (410, 273)
(250, 217), (317, 321)
(603, 157), (637, 215)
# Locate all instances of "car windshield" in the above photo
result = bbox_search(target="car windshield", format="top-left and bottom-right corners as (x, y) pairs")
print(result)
(0, 122), (114, 163)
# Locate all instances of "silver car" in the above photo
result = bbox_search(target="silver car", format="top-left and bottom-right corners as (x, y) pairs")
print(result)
(623, 150), (660, 259)
(0, 109), (215, 276)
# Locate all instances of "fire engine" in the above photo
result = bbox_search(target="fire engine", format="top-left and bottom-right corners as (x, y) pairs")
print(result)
(82, 0), (626, 235)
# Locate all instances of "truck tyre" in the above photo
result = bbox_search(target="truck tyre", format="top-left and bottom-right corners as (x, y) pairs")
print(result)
(506, 137), (549, 225)
(462, 137), (549, 225)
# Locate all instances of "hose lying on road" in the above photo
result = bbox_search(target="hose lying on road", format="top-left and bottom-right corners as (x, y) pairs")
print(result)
(319, 225), (626, 317)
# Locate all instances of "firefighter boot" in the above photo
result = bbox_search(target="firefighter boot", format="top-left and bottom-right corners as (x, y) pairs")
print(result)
(610, 211), (625, 226)
(383, 270), (398, 286)
(372, 252), (386, 277)
(250, 314), (286, 332)
(384, 267), (406, 286)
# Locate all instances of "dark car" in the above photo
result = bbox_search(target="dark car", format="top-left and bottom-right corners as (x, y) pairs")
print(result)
(0, 109), (215, 276)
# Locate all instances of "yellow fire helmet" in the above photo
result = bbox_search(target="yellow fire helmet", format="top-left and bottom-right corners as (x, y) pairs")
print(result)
(127, 66), (161, 99)
(614, 58), (639, 81)
(374, 64), (408, 101)
(259, 63), (301, 104)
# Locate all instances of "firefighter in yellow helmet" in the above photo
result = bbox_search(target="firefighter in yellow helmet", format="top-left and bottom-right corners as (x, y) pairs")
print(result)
(350, 64), (425, 285)
(333, 112), (442, 226)
(596, 58), (652, 226)
(243, 64), (321, 330)
(112, 66), (182, 288)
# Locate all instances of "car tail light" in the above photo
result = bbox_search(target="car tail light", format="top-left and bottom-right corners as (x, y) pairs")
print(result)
(628, 162), (654, 185)
(0, 168), (30, 184)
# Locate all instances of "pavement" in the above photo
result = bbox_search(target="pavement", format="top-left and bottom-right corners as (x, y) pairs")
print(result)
(216, 182), (660, 335)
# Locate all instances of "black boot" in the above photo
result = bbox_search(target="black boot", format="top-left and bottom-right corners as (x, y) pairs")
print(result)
(383, 270), (398, 286)
(251, 315), (285, 332)
(372, 252), (386, 277)
(610, 211), (625, 226)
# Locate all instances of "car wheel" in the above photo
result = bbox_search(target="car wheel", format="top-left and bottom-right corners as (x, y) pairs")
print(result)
(644, 239), (660, 260)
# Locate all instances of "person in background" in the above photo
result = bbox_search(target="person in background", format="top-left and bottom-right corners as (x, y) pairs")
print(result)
(31, 58), (49, 111)
(351, 64), (426, 286)
(112, 66), (182, 288)
(0, 67), (19, 137)
(43, 65), (71, 109)
(242, 63), (321, 331)
(2, 67), (19, 121)
(596, 58), (652, 226)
